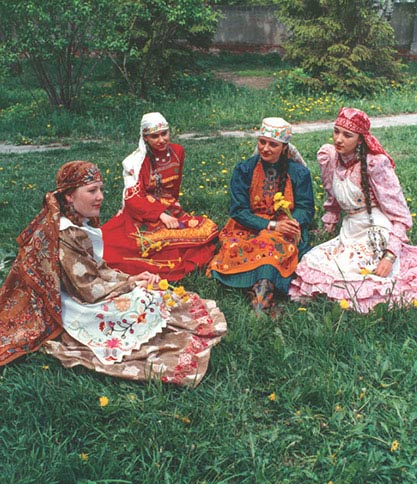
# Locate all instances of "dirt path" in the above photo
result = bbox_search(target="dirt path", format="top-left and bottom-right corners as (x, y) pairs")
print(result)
(1, 113), (416, 154)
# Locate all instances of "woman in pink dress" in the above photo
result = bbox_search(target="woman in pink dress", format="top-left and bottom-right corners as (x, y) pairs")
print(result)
(289, 107), (417, 313)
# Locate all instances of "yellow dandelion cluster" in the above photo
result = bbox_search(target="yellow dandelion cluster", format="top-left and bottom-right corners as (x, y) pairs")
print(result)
(149, 279), (190, 307)
(268, 392), (276, 401)
(273, 192), (291, 213)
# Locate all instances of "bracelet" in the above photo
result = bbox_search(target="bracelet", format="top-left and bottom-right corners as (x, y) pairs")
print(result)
(383, 251), (396, 263)
(269, 221), (277, 230)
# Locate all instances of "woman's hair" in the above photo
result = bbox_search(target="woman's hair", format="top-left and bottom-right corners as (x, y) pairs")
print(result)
(277, 145), (290, 194)
(54, 189), (87, 227)
(358, 136), (373, 215)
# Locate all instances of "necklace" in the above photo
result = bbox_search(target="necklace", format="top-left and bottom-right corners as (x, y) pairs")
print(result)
(154, 148), (171, 164)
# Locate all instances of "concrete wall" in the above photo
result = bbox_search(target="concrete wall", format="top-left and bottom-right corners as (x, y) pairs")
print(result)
(213, 4), (417, 54)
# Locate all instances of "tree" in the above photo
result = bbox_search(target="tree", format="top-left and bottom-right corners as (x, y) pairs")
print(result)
(276, 0), (404, 95)
(104, 0), (218, 98)
(0, 0), (116, 110)
(0, 0), (219, 109)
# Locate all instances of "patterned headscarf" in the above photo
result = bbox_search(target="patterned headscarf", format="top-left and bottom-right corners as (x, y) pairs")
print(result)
(121, 113), (170, 200)
(256, 117), (306, 166)
(335, 107), (395, 168)
(0, 161), (102, 365)
(260, 117), (292, 143)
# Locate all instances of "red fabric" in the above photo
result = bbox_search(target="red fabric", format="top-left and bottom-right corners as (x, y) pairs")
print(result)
(0, 161), (103, 366)
(102, 144), (218, 281)
(335, 107), (395, 168)
(0, 192), (63, 365)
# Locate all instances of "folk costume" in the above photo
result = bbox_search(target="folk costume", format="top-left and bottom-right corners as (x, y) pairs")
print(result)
(289, 107), (417, 313)
(1, 161), (227, 387)
(208, 118), (315, 314)
(101, 112), (218, 281)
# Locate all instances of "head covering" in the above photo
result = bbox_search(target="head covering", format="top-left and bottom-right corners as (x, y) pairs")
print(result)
(121, 113), (170, 201)
(335, 107), (395, 168)
(0, 161), (102, 365)
(141, 112), (169, 136)
(259, 117), (292, 144)
(256, 117), (306, 166)
(56, 160), (102, 192)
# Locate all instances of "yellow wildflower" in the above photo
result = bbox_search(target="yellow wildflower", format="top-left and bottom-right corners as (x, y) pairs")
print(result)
(80, 453), (89, 461)
(390, 440), (399, 452)
(158, 279), (169, 291)
(412, 299), (417, 307)
(181, 416), (191, 424)
(173, 286), (186, 297)
(268, 392), (276, 401)
(297, 307), (307, 311)
(334, 404), (342, 412)
(99, 396), (109, 407)
(360, 268), (371, 276)
(340, 299), (350, 310)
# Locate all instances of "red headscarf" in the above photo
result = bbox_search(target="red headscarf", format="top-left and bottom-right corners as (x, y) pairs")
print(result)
(335, 107), (395, 168)
(0, 161), (102, 366)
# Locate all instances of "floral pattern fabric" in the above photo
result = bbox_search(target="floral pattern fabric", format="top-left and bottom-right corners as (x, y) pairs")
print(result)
(208, 155), (315, 292)
(289, 144), (417, 313)
(102, 143), (218, 281)
(44, 221), (227, 386)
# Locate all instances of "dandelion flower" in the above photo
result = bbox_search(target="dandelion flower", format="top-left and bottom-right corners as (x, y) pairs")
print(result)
(339, 299), (350, 310)
(80, 453), (89, 461)
(99, 396), (109, 407)
(268, 392), (276, 401)
(297, 307), (307, 311)
(158, 279), (169, 291)
(412, 299), (417, 307)
(390, 440), (399, 452)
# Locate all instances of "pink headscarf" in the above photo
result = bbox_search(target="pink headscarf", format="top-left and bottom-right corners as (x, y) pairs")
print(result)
(335, 107), (395, 168)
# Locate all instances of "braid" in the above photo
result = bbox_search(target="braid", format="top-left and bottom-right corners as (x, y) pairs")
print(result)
(277, 145), (289, 194)
(358, 138), (372, 215)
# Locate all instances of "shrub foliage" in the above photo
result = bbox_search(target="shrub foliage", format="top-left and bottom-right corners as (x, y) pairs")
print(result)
(276, 0), (404, 96)
(0, 0), (218, 109)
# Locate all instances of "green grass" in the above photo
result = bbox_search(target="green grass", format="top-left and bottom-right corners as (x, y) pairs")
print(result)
(2, 125), (417, 483)
(1, 54), (416, 143)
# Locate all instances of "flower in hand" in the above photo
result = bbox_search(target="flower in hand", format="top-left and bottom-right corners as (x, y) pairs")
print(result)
(272, 192), (300, 244)
(147, 278), (190, 306)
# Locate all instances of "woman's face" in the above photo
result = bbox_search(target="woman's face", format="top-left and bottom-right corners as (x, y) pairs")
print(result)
(65, 181), (104, 219)
(333, 125), (361, 156)
(144, 129), (170, 152)
(257, 137), (285, 164)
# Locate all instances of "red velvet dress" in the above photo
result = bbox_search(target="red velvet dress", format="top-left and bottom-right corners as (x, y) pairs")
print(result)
(102, 144), (218, 281)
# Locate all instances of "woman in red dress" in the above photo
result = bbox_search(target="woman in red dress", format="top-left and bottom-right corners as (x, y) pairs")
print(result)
(102, 112), (218, 281)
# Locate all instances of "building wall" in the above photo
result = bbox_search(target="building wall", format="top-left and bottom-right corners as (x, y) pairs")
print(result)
(213, 4), (417, 54)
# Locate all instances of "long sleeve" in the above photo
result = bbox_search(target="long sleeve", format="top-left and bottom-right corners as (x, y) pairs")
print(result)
(123, 144), (185, 223)
(288, 162), (315, 229)
(59, 227), (135, 304)
(229, 156), (271, 231)
(367, 153), (412, 256)
(317, 144), (342, 225)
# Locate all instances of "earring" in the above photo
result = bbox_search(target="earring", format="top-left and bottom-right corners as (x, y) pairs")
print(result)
(356, 143), (362, 160)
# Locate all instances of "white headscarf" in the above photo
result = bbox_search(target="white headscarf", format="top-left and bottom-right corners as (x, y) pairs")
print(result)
(122, 112), (169, 201)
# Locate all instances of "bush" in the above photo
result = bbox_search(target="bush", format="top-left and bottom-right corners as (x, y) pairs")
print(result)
(276, 0), (405, 96)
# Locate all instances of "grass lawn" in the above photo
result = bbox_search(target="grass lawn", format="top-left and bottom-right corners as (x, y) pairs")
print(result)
(1, 54), (417, 483)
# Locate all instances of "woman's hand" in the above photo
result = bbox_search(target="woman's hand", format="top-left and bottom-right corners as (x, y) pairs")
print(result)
(129, 271), (161, 288)
(160, 212), (179, 229)
(274, 218), (301, 238)
(374, 255), (394, 278)
(323, 222), (337, 234)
